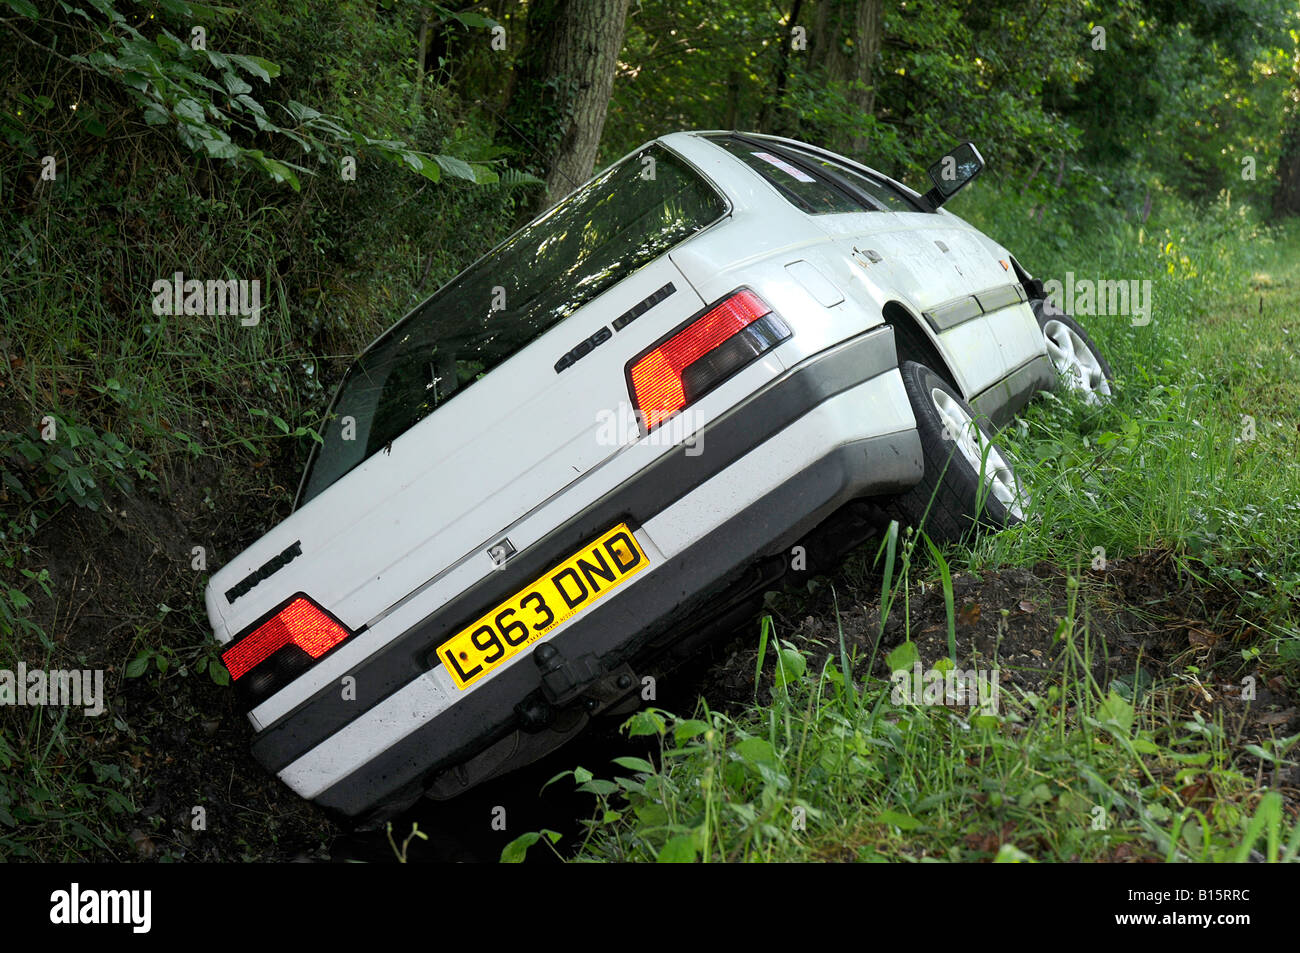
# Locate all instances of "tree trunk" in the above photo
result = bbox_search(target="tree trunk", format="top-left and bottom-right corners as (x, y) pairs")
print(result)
(810, 0), (884, 156)
(760, 0), (804, 136)
(1274, 109), (1300, 218)
(725, 68), (740, 129)
(507, 0), (632, 209)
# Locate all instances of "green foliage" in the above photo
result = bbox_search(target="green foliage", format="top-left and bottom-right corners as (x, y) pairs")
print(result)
(1, 418), (149, 515)
(0, 0), (534, 860)
(499, 828), (562, 863)
(123, 608), (230, 686)
(0, 708), (138, 860)
(0, 413), (152, 640)
(2, 0), (507, 190)
(599, 0), (1299, 210)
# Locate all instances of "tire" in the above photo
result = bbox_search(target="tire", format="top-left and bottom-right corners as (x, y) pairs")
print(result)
(1030, 299), (1115, 404)
(889, 361), (1029, 543)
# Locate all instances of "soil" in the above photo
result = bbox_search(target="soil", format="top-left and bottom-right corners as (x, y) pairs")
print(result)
(11, 450), (336, 861)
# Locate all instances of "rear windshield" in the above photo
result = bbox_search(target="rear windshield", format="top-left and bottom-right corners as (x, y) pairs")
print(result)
(297, 144), (727, 506)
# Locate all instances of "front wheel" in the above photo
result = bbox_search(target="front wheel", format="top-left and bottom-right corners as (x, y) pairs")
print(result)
(888, 361), (1029, 543)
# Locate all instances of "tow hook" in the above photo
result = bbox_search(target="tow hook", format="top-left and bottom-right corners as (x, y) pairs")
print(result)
(534, 643), (602, 704)
(533, 643), (637, 714)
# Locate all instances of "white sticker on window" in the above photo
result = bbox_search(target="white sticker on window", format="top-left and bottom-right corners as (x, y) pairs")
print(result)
(751, 151), (816, 183)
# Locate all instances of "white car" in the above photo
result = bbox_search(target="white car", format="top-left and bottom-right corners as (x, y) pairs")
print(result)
(206, 131), (1113, 825)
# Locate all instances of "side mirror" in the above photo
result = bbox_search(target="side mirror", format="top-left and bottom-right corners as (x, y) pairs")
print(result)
(923, 142), (984, 209)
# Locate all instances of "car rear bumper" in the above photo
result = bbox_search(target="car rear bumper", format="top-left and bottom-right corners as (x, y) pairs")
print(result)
(253, 325), (923, 820)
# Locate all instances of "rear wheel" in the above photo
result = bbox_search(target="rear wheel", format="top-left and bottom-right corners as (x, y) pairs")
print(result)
(1031, 299), (1114, 404)
(889, 361), (1028, 543)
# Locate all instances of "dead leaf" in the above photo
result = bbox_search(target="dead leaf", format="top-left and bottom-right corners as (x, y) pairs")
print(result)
(958, 602), (981, 626)
(129, 829), (156, 860)
(1018, 600), (1035, 614)
(1179, 775), (1216, 805)
(1255, 708), (1296, 727)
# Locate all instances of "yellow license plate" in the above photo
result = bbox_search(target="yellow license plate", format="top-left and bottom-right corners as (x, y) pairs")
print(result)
(437, 523), (650, 689)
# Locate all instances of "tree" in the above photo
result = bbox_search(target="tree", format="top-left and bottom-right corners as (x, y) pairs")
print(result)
(761, 0), (805, 136)
(506, 0), (633, 208)
(760, 0), (884, 152)
(808, 0), (884, 154)
(1276, 110), (1300, 216)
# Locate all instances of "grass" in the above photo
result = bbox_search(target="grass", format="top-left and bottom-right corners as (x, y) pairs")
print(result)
(506, 185), (1300, 863)
(524, 546), (1298, 862)
(540, 635), (1298, 862)
(970, 194), (1300, 677)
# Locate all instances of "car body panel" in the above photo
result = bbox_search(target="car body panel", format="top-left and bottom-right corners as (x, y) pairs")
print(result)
(286, 363), (920, 809)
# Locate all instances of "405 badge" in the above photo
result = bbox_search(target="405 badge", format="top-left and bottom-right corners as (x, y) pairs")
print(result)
(437, 524), (649, 689)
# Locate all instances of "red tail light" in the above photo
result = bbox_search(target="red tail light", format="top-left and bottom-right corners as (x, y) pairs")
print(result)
(222, 595), (351, 682)
(627, 289), (790, 431)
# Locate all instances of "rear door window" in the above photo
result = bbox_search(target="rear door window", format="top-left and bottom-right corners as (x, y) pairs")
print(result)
(710, 135), (924, 214)
(709, 136), (863, 214)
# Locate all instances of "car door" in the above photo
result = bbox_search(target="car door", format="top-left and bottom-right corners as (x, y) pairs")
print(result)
(764, 144), (1011, 398)
(884, 207), (1031, 380)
